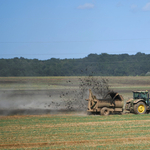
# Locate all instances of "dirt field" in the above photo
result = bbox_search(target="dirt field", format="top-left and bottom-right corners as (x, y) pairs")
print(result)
(1, 76), (150, 149)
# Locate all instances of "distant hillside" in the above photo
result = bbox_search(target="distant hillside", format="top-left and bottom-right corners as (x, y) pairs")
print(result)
(0, 52), (150, 76)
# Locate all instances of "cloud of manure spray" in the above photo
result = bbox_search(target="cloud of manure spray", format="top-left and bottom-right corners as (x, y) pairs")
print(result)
(0, 76), (111, 115)
(60, 76), (111, 111)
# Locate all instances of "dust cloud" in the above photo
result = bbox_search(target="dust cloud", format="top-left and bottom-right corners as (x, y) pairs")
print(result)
(0, 76), (111, 116)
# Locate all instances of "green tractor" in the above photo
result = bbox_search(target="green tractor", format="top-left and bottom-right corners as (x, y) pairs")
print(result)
(125, 91), (150, 114)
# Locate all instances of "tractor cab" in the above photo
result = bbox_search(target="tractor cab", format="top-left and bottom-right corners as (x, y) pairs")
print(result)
(125, 90), (150, 114)
(133, 91), (150, 105)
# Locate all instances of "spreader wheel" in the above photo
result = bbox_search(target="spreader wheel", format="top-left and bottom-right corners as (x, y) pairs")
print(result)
(134, 102), (146, 114)
(101, 107), (110, 116)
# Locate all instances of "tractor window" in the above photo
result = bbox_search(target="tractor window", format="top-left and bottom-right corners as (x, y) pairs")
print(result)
(140, 93), (147, 100)
(133, 92), (148, 100)
(133, 93), (140, 99)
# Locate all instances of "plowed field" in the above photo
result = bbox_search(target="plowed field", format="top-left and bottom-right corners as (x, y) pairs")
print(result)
(1, 114), (150, 149)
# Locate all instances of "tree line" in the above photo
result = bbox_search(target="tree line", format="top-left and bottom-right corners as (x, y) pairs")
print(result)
(0, 52), (150, 76)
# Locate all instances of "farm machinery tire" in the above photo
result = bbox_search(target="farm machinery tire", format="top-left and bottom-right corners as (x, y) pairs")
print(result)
(134, 102), (146, 114)
(101, 107), (110, 116)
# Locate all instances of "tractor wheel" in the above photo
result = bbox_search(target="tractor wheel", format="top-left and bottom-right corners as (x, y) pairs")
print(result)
(101, 107), (110, 116)
(134, 102), (146, 114)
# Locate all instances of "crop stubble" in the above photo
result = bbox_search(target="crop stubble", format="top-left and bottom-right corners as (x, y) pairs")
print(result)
(1, 114), (150, 149)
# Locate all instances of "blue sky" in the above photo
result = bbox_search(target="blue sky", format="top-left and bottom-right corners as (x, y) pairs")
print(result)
(0, 0), (150, 60)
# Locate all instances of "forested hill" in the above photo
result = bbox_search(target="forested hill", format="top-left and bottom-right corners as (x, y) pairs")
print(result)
(1, 52), (150, 76)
